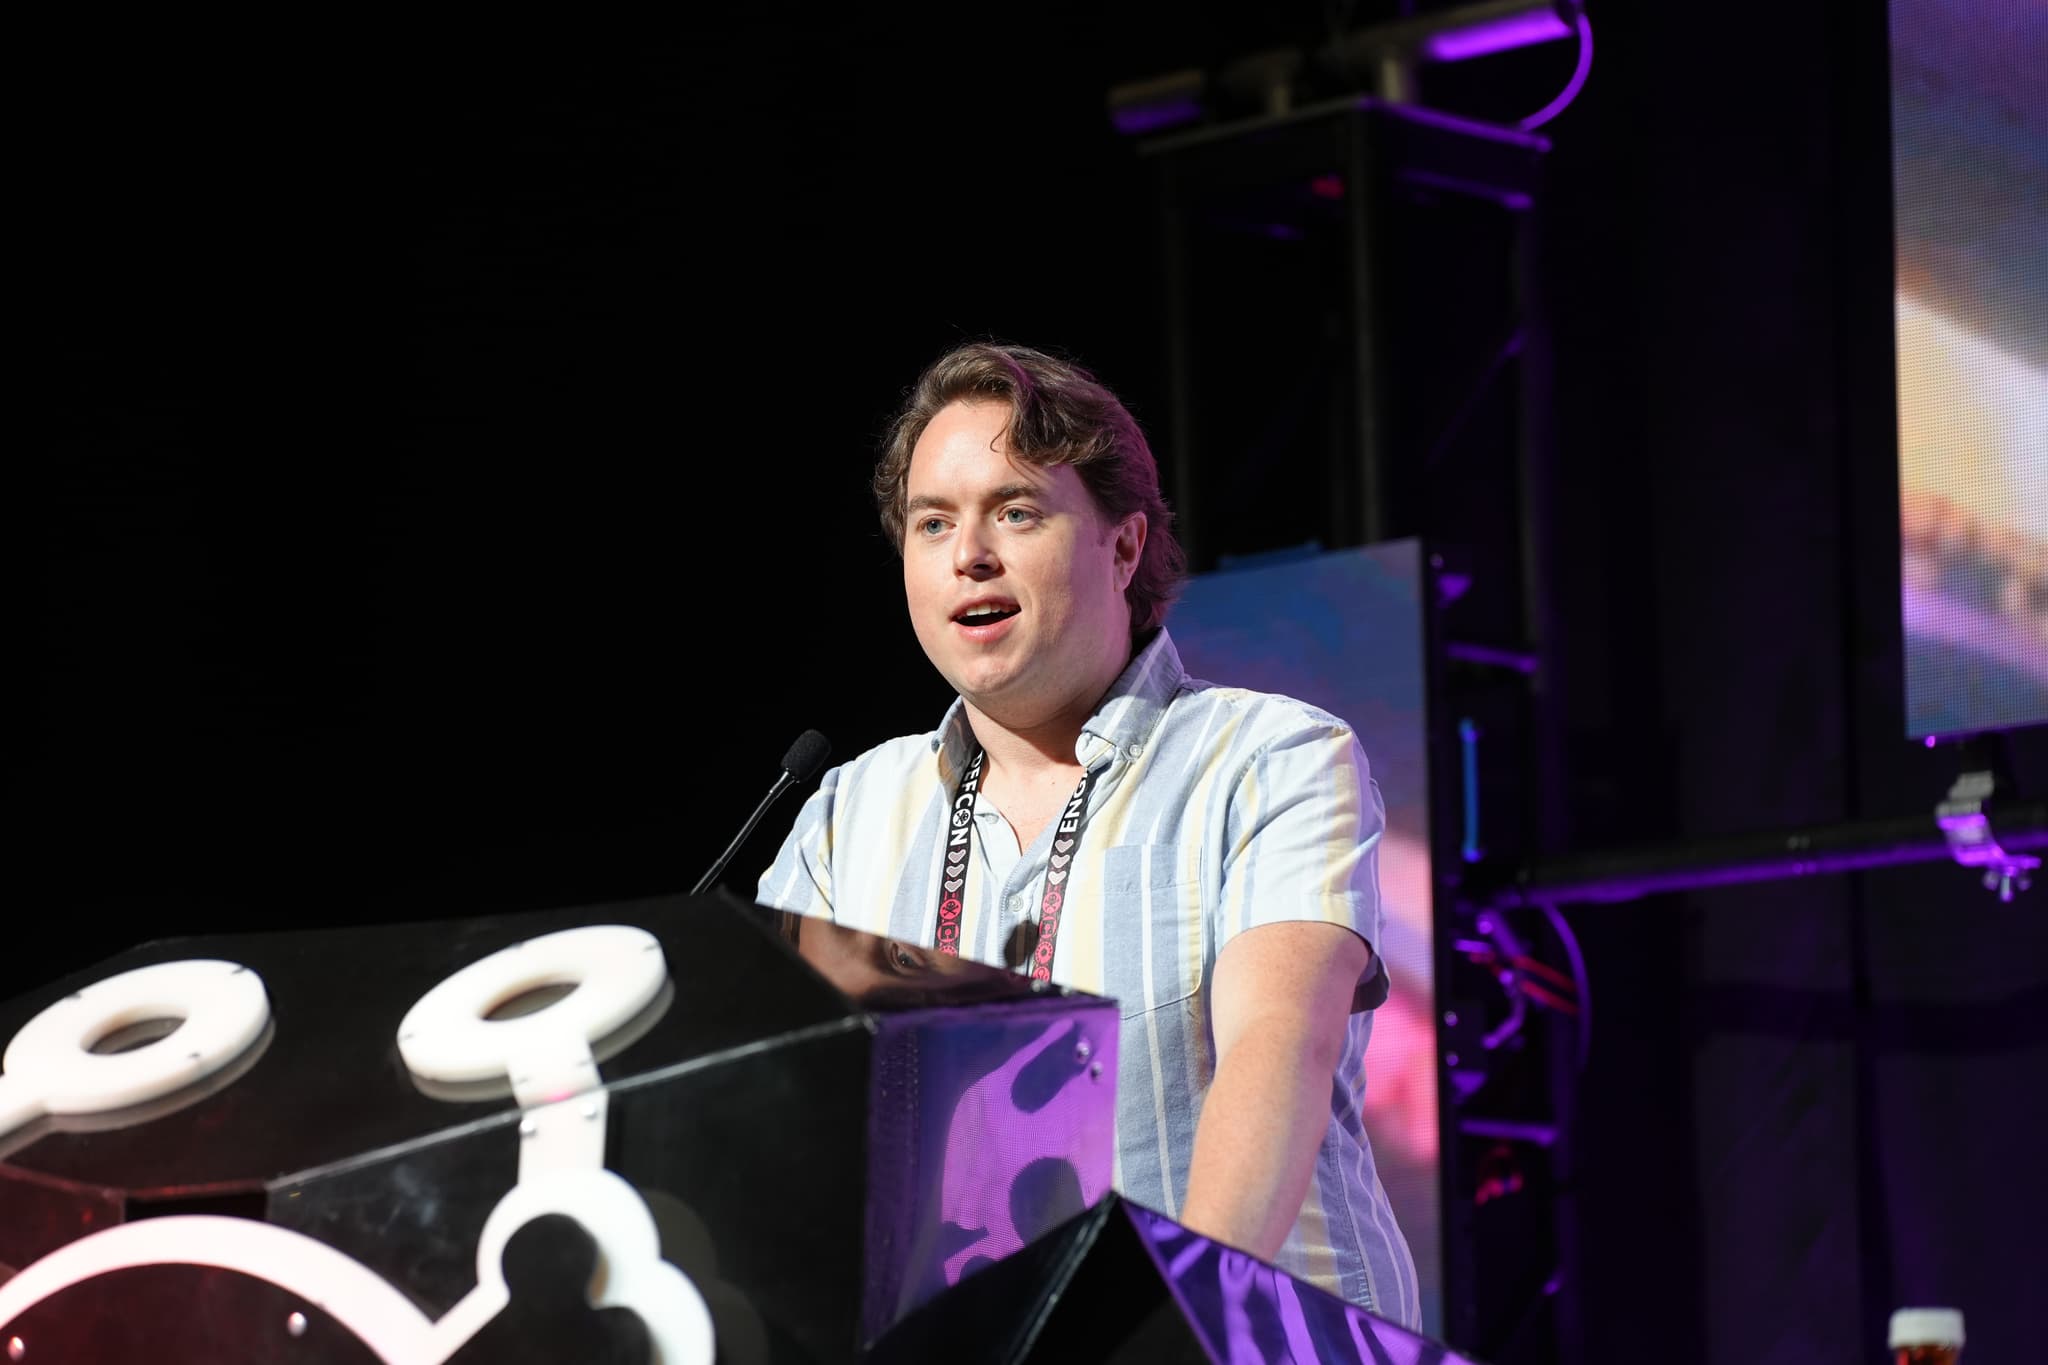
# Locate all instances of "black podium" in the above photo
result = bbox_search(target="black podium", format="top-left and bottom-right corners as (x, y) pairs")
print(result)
(0, 893), (1477, 1364)
(0, 892), (1119, 1362)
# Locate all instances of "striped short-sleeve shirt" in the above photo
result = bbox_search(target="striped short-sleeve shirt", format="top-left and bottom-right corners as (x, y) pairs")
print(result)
(757, 628), (1420, 1324)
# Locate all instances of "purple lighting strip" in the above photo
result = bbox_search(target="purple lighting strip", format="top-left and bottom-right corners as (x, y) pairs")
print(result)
(1447, 641), (1539, 674)
(1521, 14), (1594, 131)
(1488, 812), (2048, 909)
(1422, 9), (1573, 62)
(1112, 97), (1204, 136)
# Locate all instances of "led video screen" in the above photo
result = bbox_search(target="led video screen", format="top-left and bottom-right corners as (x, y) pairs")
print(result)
(1892, 0), (2048, 738)
(1169, 539), (1442, 1335)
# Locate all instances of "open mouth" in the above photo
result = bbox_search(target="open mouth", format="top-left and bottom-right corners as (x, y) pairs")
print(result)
(953, 604), (1021, 627)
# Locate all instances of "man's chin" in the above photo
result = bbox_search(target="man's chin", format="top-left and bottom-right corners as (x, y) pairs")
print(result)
(952, 672), (1020, 709)
(937, 647), (1022, 692)
(947, 667), (1041, 719)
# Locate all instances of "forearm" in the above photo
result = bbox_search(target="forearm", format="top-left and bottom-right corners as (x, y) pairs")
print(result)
(1177, 1018), (1337, 1259)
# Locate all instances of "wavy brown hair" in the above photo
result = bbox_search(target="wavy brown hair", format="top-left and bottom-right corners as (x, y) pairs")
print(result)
(875, 342), (1186, 636)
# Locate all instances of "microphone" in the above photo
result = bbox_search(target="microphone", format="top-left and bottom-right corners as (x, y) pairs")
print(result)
(779, 729), (833, 786)
(691, 730), (833, 896)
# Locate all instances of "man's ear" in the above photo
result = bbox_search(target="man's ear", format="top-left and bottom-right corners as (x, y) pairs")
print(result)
(1114, 512), (1148, 591)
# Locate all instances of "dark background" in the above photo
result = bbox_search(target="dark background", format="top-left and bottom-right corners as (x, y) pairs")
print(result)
(22, 4), (2048, 1362)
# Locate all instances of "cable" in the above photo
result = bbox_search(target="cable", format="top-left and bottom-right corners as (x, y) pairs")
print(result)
(1510, 954), (1577, 993)
(1520, 10), (1593, 131)
(1519, 979), (1581, 1017)
(1539, 901), (1592, 1070)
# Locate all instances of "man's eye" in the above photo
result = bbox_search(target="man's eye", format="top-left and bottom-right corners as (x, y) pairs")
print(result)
(889, 943), (919, 970)
(919, 517), (946, 536)
(1000, 507), (1036, 525)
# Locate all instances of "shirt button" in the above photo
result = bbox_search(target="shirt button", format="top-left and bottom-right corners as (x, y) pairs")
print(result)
(1126, 743), (1143, 758)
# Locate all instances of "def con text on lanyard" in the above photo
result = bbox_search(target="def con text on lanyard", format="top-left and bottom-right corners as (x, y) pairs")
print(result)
(932, 748), (1103, 983)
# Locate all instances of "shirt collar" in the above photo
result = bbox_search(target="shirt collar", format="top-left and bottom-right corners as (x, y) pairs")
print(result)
(929, 628), (1187, 779)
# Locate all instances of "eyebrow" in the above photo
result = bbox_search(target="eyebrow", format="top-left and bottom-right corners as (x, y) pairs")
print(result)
(905, 482), (1046, 515)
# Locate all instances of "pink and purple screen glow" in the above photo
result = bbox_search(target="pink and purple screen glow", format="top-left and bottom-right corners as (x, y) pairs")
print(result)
(1167, 539), (1443, 1335)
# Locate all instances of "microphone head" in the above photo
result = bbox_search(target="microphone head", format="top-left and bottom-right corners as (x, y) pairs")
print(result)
(780, 729), (833, 783)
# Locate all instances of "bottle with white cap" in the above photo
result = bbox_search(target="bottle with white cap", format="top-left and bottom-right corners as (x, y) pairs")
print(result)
(1888, 1307), (1964, 1365)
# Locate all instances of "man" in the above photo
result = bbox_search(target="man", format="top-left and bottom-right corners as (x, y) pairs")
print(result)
(759, 342), (1419, 1324)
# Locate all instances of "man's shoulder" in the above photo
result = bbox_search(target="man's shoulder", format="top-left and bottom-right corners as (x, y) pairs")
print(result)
(1165, 674), (1359, 746)
(825, 729), (943, 791)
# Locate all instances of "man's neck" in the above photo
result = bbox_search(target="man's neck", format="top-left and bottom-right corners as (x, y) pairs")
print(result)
(961, 643), (1135, 788)
(962, 700), (1091, 787)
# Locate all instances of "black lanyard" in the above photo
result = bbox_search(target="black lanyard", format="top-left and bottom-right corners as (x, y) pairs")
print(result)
(932, 748), (1102, 983)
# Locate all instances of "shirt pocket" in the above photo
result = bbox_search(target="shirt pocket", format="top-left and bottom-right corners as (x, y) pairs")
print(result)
(1100, 842), (1204, 1021)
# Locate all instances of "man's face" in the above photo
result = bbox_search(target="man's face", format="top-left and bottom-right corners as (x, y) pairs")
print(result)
(902, 400), (1144, 729)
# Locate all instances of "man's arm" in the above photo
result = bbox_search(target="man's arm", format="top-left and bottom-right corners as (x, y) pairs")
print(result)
(1177, 919), (1370, 1258)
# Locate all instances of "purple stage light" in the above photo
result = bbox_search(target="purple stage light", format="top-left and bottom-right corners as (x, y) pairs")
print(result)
(1111, 97), (1204, 137)
(1421, 9), (1573, 63)
(1508, 825), (2048, 904)
(1521, 13), (1594, 131)
(1447, 641), (1538, 674)
(1365, 96), (1552, 151)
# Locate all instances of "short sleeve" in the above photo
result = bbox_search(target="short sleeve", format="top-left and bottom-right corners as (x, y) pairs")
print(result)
(754, 764), (839, 920)
(1215, 717), (1391, 1011)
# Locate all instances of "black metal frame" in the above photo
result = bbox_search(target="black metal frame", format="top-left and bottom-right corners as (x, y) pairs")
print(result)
(1142, 97), (1560, 1358)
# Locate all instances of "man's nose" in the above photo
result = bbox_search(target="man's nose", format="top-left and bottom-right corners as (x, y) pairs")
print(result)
(954, 522), (1000, 578)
